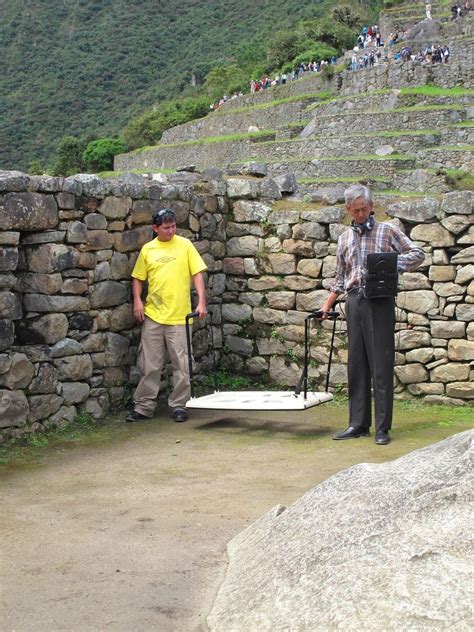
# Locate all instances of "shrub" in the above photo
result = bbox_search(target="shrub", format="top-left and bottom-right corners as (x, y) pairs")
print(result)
(82, 138), (128, 172)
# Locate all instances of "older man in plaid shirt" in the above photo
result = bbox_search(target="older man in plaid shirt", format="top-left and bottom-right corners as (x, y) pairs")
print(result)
(321, 184), (424, 445)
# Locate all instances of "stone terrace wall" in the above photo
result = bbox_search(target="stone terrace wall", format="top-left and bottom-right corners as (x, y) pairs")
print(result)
(1, 170), (473, 436)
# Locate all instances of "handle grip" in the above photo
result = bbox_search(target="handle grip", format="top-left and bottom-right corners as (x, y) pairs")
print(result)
(186, 311), (199, 324)
(311, 310), (339, 320)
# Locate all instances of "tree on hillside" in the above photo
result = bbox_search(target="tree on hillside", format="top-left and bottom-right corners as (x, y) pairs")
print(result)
(51, 136), (87, 176)
(82, 138), (128, 173)
(202, 64), (248, 100)
(331, 5), (363, 29)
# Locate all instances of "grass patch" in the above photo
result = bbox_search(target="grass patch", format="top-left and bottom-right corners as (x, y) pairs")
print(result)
(298, 176), (390, 184)
(151, 130), (277, 149)
(374, 189), (427, 197)
(214, 90), (335, 115)
(400, 85), (474, 97)
(365, 129), (440, 138)
(450, 121), (474, 128)
(0, 413), (118, 468)
(391, 104), (465, 113)
(424, 145), (474, 151)
(445, 169), (474, 191)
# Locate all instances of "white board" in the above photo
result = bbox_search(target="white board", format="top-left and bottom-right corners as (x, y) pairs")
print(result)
(186, 390), (333, 411)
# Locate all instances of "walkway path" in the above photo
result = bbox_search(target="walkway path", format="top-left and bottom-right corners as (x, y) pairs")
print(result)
(1, 404), (470, 631)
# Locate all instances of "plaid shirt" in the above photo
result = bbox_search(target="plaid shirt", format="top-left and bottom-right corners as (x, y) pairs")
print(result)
(330, 221), (425, 294)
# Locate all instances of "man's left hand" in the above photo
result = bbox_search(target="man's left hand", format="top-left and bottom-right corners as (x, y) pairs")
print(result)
(196, 303), (208, 319)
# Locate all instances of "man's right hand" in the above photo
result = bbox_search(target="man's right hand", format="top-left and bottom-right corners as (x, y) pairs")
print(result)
(133, 299), (145, 322)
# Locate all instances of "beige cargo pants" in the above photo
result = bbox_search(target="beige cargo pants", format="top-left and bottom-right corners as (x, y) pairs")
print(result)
(133, 317), (190, 417)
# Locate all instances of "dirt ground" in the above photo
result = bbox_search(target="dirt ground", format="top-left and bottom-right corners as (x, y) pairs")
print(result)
(1, 403), (472, 632)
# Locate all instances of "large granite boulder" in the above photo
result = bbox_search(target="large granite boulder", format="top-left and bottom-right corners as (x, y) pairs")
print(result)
(208, 431), (473, 631)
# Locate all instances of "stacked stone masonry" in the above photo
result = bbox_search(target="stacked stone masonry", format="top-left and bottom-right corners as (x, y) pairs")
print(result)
(0, 169), (473, 436)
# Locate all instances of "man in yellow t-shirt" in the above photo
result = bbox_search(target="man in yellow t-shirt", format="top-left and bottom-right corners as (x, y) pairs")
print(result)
(127, 208), (207, 423)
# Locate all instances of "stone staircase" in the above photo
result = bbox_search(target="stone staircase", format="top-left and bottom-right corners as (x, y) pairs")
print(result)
(115, 2), (474, 198)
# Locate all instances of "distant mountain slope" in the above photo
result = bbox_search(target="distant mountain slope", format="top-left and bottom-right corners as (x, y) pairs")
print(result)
(1, 0), (341, 171)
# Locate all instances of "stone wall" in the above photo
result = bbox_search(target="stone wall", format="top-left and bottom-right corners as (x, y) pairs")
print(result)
(1, 170), (472, 436)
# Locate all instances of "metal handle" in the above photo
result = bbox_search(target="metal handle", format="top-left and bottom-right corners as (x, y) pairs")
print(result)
(311, 310), (339, 319)
(185, 309), (214, 399)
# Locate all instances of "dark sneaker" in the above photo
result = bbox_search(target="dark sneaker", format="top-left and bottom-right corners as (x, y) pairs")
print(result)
(172, 407), (188, 423)
(126, 410), (152, 423)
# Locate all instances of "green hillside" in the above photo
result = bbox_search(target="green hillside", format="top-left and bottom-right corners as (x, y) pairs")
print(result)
(1, 0), (382, 172)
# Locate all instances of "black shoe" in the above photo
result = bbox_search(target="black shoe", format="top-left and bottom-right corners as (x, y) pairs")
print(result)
(172, 407), (188, 423)
(126, 410), (152, 423)
(333, 426), (371, 440)
(375, 430), (391, 445)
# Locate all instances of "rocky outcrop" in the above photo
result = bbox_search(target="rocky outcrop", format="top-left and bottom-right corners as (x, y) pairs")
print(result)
(208, 430), (474, 631)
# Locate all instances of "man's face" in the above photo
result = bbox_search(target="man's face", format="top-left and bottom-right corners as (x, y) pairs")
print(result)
(153, 219), (176, 242)
(347, 197), (373, 225)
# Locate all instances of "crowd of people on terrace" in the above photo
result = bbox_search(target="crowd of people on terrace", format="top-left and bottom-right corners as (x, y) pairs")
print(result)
(209, 1), (471, 111)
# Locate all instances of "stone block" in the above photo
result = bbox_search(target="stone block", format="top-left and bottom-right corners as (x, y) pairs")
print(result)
(226, 179), (260, 199)
(23, 294), (90, 313)
(104, 332), (130, 366)
(448, 339), (474, 361)
(445, 382), (474, 399)
(0, 353), (34, 389)
(0, 291), (22, 320)
(89, 281), (128, 309)
(55, 355), (93, 381)
(226, 236), (259, 257)
(394, 363), (429, 384)
(16, 272), (62, 294)
(61, 382), (91, 405)
(266, 292), (295, 310)
(0, 319), (15, 350)
(387, 198), (439, 223)
(221, 304), (252, 323)
(451, 246), (474, 265)
(430, 362), (470, 382)
(27, 363), (59, 394)
(84, 213), (107, 230)
(2, 192), (58, 231)
(0, 232), (20, 246)
(297, 259), (322, 278)
(268, 253), (296, 275)
(0, 246), (19, 272)
(441, 191), (473, 215)
(115, 226), (153, 253)
(292, 223), (326, 241)
(430, 321), (465, 339)
(396, 290), (438, 315)
(109, 304), (135, 332)
(428, 266), (456, 282)
(26, 243), (77, 273)
(455, 264), (474, 285)
(410, 224), (454, 247)
(28, 394), (63, 423)
(233, 200), (272, 223)
(0, 170), (29, 192)
(223, 258), (245, 275)
(67, 221), (88, 243)
(0, 389), (29, 427)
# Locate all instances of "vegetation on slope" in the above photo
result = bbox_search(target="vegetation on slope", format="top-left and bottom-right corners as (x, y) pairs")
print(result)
(1, 0), (382, 173)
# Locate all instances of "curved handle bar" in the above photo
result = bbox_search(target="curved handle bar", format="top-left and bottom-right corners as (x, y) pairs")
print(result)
(310, 310), (339, 320)
(185, 307), (213, 324)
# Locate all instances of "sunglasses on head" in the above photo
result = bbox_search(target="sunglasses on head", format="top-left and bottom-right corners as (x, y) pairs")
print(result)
(153, 208), (175, 225)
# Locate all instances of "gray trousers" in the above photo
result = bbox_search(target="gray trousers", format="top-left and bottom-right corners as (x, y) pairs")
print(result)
(133, 317), (190, 416)
(346, 291), (395, 432)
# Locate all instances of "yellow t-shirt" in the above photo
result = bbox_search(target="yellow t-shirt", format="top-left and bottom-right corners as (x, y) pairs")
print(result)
(131, 235), (207, 325)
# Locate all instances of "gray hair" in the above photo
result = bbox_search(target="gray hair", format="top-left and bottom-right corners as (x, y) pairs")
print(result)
(344, 184), (372, 206)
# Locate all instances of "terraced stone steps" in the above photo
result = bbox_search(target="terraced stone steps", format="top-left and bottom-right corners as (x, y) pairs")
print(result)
(250, 156), (416, 180)
(302, 106), (467, 137)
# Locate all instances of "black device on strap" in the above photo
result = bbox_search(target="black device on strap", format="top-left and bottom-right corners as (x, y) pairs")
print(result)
(350, 212), (375, 235)
(363, 252), (398, 298)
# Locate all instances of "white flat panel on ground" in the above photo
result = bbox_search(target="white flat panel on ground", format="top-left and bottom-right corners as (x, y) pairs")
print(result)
(186, 391), (333, 411)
